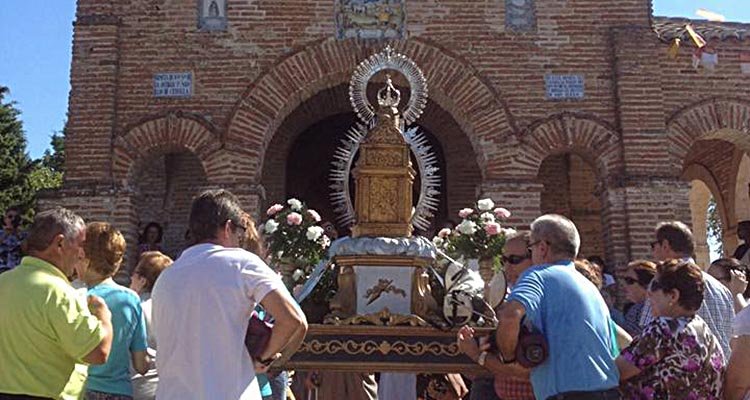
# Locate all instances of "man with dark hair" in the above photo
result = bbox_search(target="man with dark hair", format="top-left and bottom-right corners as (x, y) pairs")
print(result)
(0, 208), (114, 399)
(0, 206), (27, 273)
(152, 189), (308, 400)
(649, 220), (734, 360)
(492, 215), (620, 400)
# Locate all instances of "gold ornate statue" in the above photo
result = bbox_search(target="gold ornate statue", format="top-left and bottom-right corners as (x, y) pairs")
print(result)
(351, 76), (415, 238)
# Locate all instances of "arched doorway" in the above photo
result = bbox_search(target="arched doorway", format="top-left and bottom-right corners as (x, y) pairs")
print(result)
(131, 151), (209, 259)
(260, 83), (481, 237)
(537, 152), (604, 258)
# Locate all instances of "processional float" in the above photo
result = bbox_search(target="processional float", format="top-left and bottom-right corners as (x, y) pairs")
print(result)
(282, 46), (496, 374)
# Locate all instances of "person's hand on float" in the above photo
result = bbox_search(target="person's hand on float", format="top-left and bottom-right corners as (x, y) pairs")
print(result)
(456, 325), (481, 362)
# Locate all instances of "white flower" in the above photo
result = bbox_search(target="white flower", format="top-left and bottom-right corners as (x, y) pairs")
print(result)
(502, 228), (517, 236)
(480, 212), (495, 222)
(264, 219), (279, 234)
(306, 226), (324, 241)
(477, 198), (495, 211)
(457, 219), (477, 235)
(432, 236), (444, 247)
(321, 235), (331, 248)
(292, 268), (306, 281)
(287, 198), (303, 211)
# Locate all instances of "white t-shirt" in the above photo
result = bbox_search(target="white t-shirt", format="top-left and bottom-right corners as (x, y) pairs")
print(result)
(152, 243), (286, 400)
(734, 306), (750, 336)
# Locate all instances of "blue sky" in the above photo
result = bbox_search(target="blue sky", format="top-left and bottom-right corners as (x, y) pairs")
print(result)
(1, 1), (749, 160)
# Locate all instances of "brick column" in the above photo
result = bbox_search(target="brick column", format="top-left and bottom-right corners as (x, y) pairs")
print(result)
(612, 26), (694, 261)
(65, 3), (120, 187)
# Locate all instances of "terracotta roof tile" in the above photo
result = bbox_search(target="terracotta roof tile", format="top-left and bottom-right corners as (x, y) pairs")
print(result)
(653, 16), (750, 42)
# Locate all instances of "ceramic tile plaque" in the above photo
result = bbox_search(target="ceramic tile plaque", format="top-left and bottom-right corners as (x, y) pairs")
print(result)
(153, 72), (193, 98)
(545, 74), (584, 100)
(335, 0), (406, 40)
(355, 265), (413, 315)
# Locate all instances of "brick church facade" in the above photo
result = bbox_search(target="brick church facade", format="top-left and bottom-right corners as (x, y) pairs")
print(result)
(49, 0), (750, 270)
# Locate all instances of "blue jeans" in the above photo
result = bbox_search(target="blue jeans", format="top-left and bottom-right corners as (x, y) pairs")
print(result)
(470, 376), (500, 400)
(268, 371), (289, 400)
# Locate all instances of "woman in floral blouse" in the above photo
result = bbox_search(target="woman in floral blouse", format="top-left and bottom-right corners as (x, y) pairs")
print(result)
(616, 259), (725, 399)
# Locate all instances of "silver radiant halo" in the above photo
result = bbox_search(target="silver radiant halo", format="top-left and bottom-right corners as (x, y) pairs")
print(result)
(329, 125), (441, 232)
(349, 46), (428, 126)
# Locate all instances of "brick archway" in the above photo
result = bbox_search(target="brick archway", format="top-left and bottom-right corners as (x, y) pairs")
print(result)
(667, 97), (750, 171)
(113, 113), (222, 186)
(513, 112), (622, 180)
(226, 38), (515, 182)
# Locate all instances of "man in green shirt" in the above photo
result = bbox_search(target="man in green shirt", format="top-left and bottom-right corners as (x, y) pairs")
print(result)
(0, 208), (113, 400)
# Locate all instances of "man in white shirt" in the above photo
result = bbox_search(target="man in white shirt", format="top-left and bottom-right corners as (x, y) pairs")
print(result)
(152, 189), (308, 400)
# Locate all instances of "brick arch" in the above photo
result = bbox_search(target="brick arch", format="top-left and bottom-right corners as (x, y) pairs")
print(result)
(513, 113), (622, 180)
(226, 37), (515, 182)
(667, 97), (750, 171)
(113, 113), (222, 187)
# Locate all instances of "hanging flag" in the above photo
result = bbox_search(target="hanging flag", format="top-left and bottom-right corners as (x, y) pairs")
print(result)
(667, 38), (681, 59)
(695, 8), (726, 22)
(685, 24), (707, 48)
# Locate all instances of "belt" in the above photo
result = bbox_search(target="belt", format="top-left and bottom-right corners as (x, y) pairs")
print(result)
(547, 388), (621, 400)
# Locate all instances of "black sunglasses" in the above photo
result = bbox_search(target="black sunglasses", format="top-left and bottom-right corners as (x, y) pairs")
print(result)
(502, 254), (530, 265)
(621, 277), (639, 285)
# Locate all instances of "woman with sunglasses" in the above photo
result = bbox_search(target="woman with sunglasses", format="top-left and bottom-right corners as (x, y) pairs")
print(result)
(619, 260), (657, 336)
(616, 259), (724, 399)
(707, 258), (749, 312)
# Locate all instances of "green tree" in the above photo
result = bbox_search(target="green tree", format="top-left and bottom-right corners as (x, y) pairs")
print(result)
(0, 86), (35, 217)
(707, 197), (723, 256)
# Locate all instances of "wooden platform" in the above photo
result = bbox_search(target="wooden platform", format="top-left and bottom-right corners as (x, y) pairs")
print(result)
(280, 324), (495, 374)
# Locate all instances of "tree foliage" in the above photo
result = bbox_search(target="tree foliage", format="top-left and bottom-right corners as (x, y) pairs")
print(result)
(707, 197), (723, 256)
(0, 85), (64, 222)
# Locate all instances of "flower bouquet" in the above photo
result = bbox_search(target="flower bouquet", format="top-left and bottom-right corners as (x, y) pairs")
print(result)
(262, 198), (330, 289)
(432, 198), (513, 283)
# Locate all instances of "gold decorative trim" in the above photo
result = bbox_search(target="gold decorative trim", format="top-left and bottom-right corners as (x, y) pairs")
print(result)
(301, 339), (460, 357)
(325, 308), (430, 327)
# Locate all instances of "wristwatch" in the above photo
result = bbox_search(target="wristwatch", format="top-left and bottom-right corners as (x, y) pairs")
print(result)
(477, 351), (489, 366)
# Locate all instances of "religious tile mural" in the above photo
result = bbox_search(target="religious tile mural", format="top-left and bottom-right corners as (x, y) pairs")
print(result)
(505, 0), (536, 32)
(198, 0), (227, 31)
(335, 0), (406, 40)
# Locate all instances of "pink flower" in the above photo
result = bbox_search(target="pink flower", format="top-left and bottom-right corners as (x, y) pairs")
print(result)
(307, 209), (322, 222)
(484, 222), (501, 236)
(266, 204), (284, 216)
(286, 212), (303, 225)
(493, 207), (511, 219)
(438, 228), (452, 238)
(458, 208), (474, 218)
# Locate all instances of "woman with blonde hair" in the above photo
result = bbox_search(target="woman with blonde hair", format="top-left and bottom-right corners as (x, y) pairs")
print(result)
(82, 222), (149, 400)
(130, 251), (173, 400)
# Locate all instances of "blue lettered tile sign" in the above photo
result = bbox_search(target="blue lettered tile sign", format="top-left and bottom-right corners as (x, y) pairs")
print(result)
(153, 72), (193, 98)
(544, 74), (584, 100)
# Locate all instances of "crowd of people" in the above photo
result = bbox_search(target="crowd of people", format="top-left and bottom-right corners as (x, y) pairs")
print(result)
(457, 216), (750, 400)
(0, 196), (749, 399)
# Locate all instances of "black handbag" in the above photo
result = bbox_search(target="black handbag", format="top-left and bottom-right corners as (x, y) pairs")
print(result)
(515, 318), (548, 368)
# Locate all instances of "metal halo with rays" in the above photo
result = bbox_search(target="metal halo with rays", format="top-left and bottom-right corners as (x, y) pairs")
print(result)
(349, 45), (428, 126)
(329, 124), (441, 232)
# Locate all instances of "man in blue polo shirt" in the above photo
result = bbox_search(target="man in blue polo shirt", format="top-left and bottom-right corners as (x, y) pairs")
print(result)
(494, 214), (620, 400)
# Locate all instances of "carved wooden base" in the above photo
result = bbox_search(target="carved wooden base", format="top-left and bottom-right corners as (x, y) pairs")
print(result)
(280, 324), (496, 374)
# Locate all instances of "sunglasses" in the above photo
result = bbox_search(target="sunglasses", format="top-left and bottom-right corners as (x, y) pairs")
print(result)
(621, 277), (639, 286)
(648, 279), (666, 292)
(502, 254), (529, 265)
